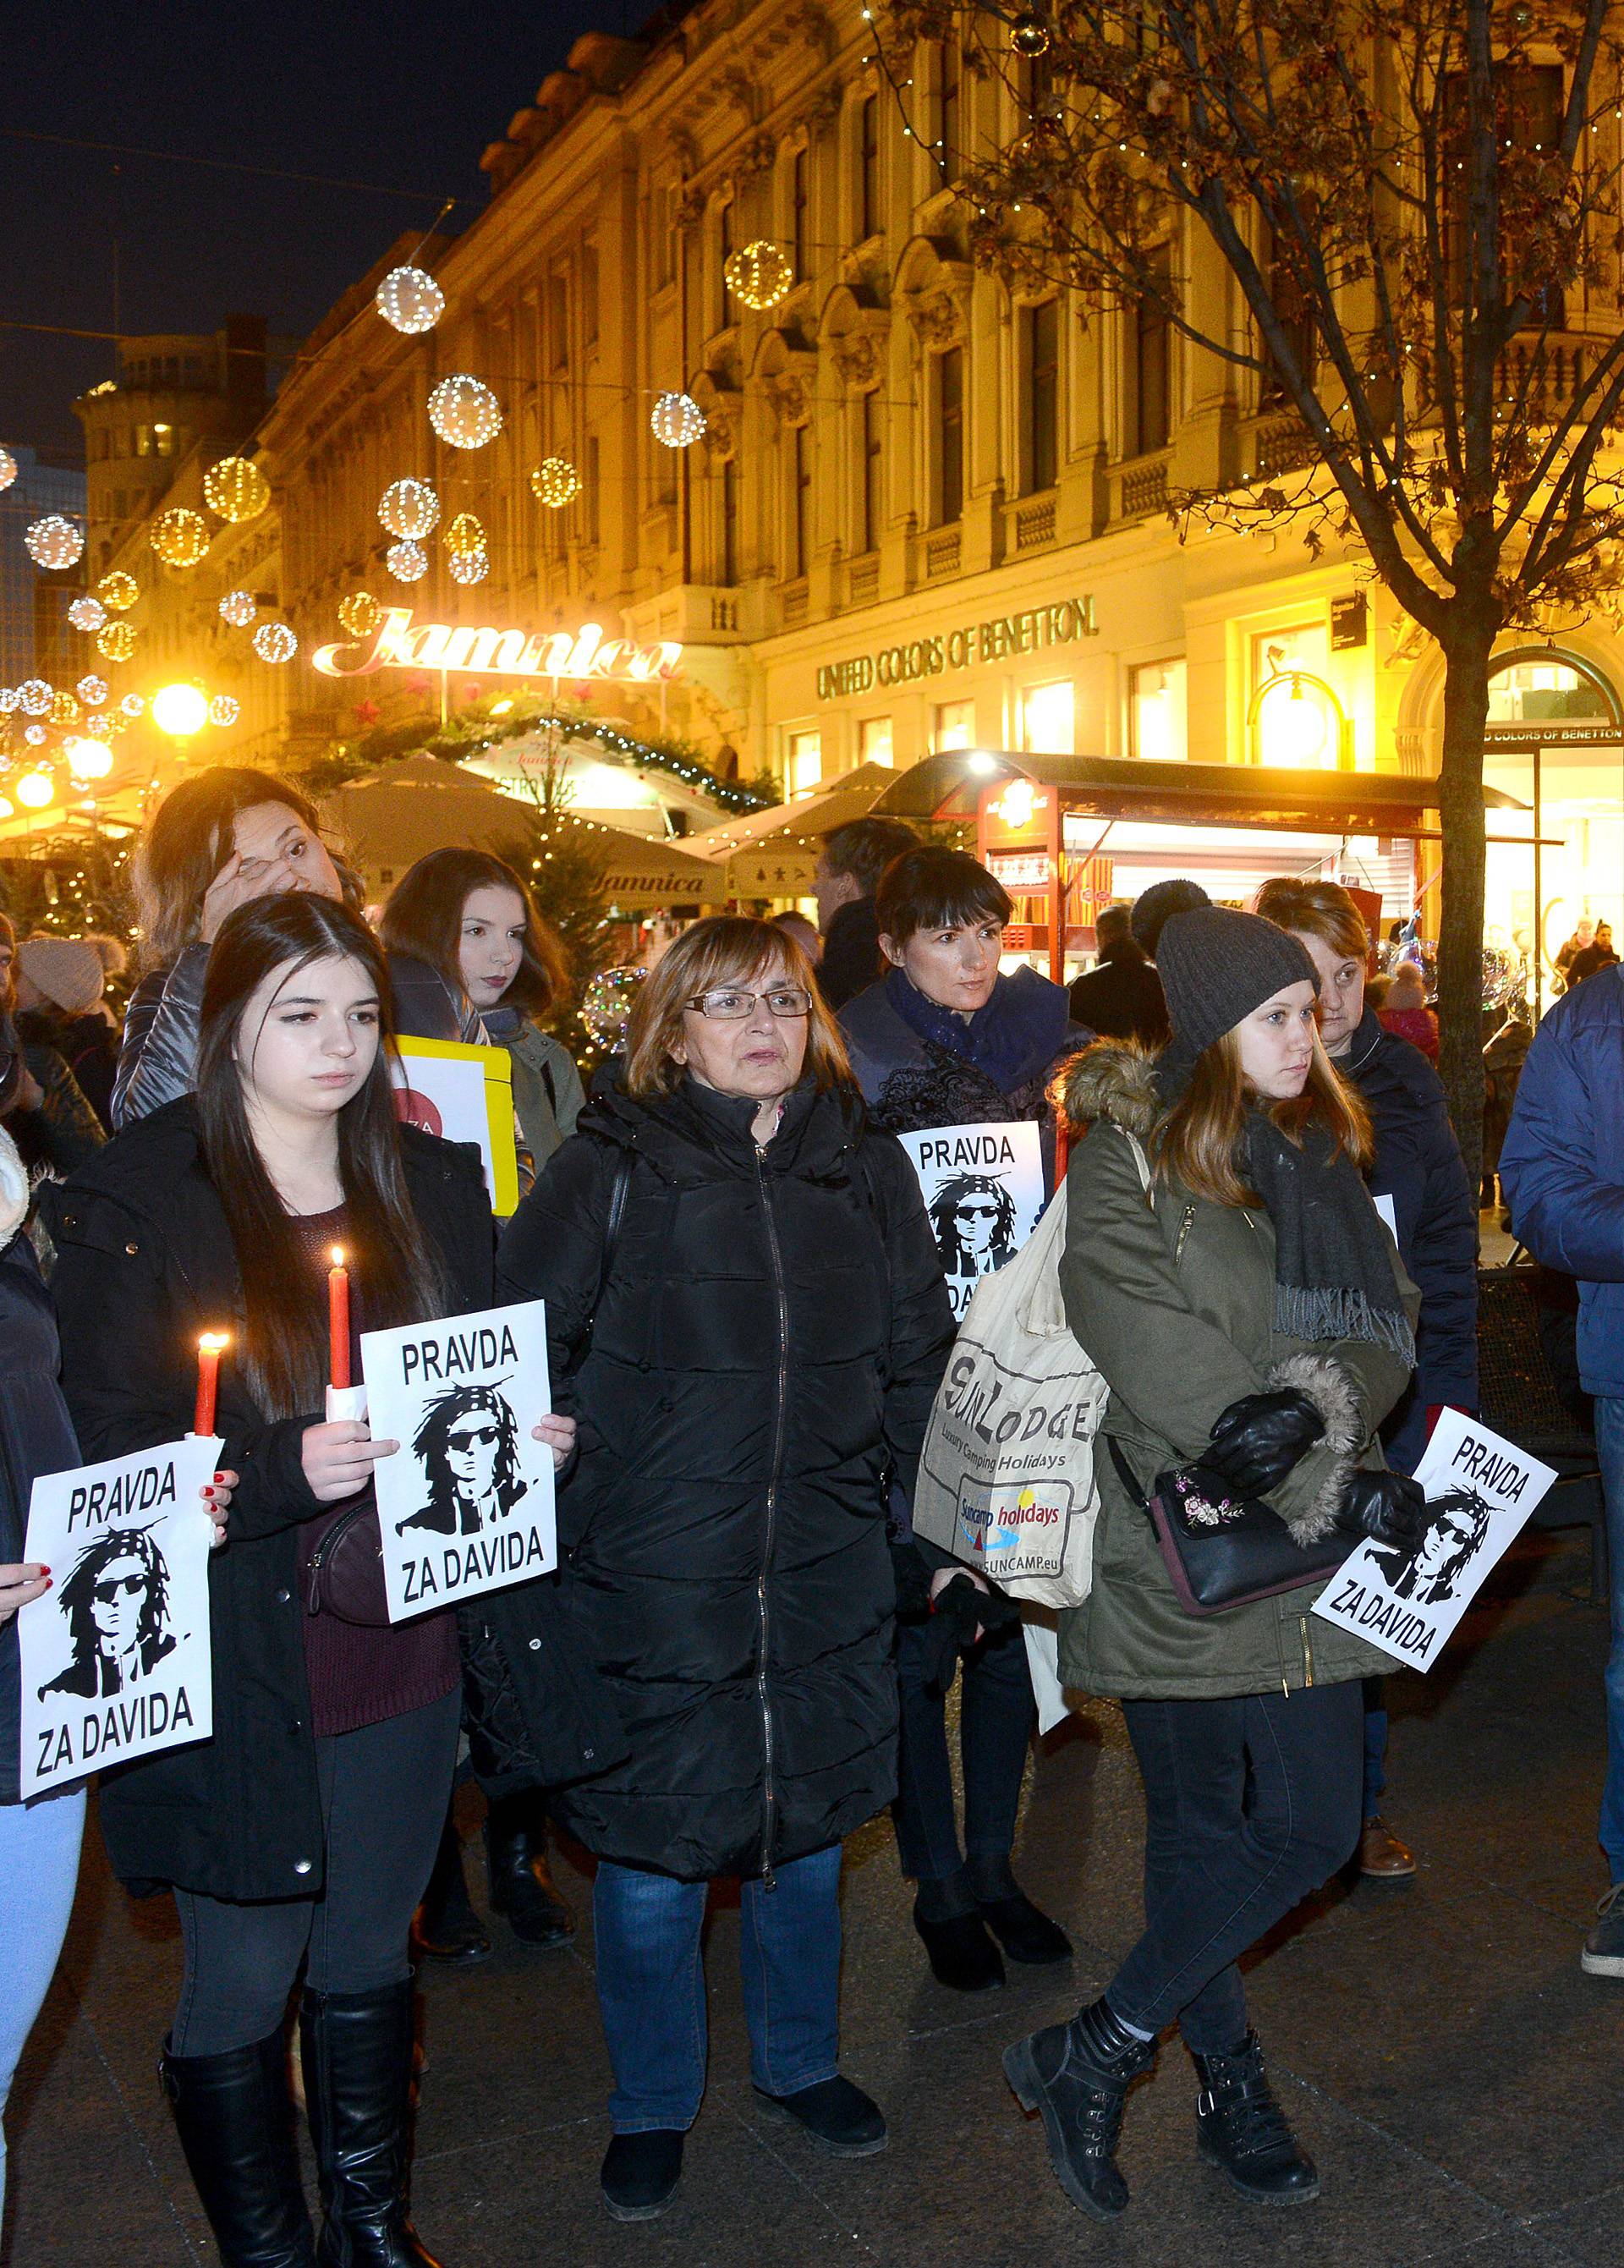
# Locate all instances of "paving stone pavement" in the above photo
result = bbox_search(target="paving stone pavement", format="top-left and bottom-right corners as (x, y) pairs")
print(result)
(8, 1524), (1622, 2268)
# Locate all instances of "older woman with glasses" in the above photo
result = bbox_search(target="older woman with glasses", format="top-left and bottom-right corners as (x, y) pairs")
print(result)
(497, 915), (955, 2223)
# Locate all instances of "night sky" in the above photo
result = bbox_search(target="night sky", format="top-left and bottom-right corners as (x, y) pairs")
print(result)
(3, 0), (628, 459)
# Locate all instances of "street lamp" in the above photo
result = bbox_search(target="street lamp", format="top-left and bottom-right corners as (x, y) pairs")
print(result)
(152, 682), (210, 739)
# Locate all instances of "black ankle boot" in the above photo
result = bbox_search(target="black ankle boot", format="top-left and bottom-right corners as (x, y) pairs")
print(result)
(1193, 2032), (1320, 2205)
(411, 1815), (490, 1968)
(1003, 1997), (1155, 2220)
(966, 1855), (1073, 1966)
(912, 1872), (1004, 1991)
(299, 1980), (442, 2267)
(484, 1795), (573, 1949)
(601, 2132), (683, 2221)
(160, 2029), (315, 2266)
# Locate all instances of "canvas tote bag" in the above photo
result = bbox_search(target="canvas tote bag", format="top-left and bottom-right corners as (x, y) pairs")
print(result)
(912, 1175), (1116, 1609)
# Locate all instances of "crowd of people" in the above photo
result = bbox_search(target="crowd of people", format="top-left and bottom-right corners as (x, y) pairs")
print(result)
(0, 770), (1619, 2256)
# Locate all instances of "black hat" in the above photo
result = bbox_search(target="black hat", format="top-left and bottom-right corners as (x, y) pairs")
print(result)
(1156, 907), (1319, 1062)
(1131, 877), (1211, 958)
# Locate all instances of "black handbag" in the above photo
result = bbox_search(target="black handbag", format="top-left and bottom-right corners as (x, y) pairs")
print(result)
(1106, 1439), (1347, 1618)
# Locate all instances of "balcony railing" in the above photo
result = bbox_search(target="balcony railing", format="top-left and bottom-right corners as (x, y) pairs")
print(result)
(1114, 455), (1170, 521)
(847, 553), (880, 609)
(924, 525), (962, 579)
(1013, 492), (1057, 550)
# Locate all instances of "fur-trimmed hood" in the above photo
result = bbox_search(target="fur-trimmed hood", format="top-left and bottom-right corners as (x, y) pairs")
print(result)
(1060, 1039), (1161, 1142)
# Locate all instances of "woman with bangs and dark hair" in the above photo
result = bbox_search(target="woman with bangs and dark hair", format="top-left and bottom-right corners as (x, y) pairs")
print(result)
(113, 766), (478, 1129)
(497, 914), (956, 2222)
(1002, 908), (1424, 2227)
(383, 847), (585, 1177)
(50, 892), (586, 2268)
(839, 844), (1086, 1998)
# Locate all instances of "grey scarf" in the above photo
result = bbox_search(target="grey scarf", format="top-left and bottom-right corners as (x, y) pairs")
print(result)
(1242, 1111), (1415, 1362)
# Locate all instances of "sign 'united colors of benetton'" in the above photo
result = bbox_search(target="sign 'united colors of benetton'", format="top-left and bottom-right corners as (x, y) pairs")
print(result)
(312, 609), (683, 684)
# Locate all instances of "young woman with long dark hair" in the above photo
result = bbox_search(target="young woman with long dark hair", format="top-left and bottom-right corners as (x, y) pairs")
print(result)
(383, 847), (587, 1958)
(1006, 907), (1425, 2224)
(113, 768), (476, 1128)
(51, 893), (581, 2268)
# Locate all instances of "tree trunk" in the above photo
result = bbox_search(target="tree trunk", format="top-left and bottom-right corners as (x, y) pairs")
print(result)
(1434, 624), (1495, 1204)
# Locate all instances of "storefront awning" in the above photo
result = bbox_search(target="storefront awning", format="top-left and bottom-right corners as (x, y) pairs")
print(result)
(869, 750), (1528, 834)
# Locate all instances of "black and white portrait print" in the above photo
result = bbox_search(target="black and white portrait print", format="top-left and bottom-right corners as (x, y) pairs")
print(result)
(897, 1122), (1045, 1320)
(397, 1382), (528, 1538)
(38, 1525), (178, 1700)
(364, 1299), (558, 1623)
(1371, 1490), (1493, 1606)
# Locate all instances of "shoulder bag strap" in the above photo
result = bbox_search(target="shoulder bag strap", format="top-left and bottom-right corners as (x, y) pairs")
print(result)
(566, 1149), (634, 1377)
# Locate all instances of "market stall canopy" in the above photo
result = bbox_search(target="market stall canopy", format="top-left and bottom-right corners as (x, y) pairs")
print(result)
(867, 750), (1529, 835)
(552, 814), (724, 914)
(683, 760), (898, 895)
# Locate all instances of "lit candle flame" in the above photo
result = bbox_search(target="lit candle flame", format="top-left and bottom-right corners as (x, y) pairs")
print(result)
(330, 1246), (346, 1269)
(198, 1332), (231, 1353)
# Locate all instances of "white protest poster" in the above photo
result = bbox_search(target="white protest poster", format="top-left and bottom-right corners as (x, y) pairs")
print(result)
(392, 1037), (520, 1216)
(363, 1300), (557, 1623)
(1313, 1409), (1556, 1671)
(19, 1435), (217, 1798)
(897, 1121), (1046, 1320)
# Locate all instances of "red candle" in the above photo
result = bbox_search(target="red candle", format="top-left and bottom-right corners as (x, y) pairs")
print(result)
(195, 1332), (228, 1436)
(328, 1248), (351, 1391)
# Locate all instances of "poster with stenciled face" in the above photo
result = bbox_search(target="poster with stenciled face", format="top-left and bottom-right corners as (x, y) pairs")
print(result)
(363, 1299), (557, 1623)
(896, 1122), (1046, 1321)
(1313, 1409), (1556, 1671)
(19, 1435), (218, 1797)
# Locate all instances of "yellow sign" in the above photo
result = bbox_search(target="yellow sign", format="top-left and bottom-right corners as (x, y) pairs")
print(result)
(392, 1036), (520, 1217)
(314, 607), (683, 685)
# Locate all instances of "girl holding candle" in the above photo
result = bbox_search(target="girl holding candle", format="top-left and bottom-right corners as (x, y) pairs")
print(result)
(51, 893), (595, 2268)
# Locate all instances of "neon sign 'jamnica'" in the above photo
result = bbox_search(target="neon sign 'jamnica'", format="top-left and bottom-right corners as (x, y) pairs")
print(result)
(311, 608), (683, 684)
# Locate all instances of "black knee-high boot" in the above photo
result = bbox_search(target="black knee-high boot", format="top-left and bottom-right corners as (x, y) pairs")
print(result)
(160, 2029), (315, 2267)
(299, 1980), (442, 2268)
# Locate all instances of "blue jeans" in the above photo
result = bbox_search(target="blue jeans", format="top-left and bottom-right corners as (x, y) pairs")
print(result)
(0, 1787), (86, 2221)
(592, 1845), (843, 2133)
(1597, 1397), (1624, 1881)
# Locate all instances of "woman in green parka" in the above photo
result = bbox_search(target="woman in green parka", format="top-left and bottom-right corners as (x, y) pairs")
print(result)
(1004, 907), (1427, 2226)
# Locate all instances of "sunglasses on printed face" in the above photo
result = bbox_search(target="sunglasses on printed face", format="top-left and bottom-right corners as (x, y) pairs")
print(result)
(92, 1573), (145, 1604)
(448, 1425), (501, 1453)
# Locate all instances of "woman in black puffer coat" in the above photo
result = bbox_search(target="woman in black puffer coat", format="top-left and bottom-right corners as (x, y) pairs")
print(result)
(497, 915), (954, 2223)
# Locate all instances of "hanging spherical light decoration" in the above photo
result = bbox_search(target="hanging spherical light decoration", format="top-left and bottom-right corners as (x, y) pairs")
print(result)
(65, 737), (113, 780)
(22, 726), (47, 748)
(0, 447), (16, 493)
(85, 712), (114, 740)
(120, 691), (146, 718)
(17, 680), (52, 717)
(427, 374), (502, 449)
(386, 539), (429, 583)
(443, 511), (486, 559)
(218, 589), (258, 627)
(68, 595), (107, 633)
(724, 240), (794, 310)
(15, 766), (54, 803)
(151, 508), (211, 568)
(50, 690), (80, 726)
(1011, 8), (1052, 55)
(0, 688), (17, 712)
(253, 622), (298, 665)
(378, 478), (439, 541)
(529, 457), (582, 509)
(376, 266), (445, 334)
(208, 694), (241, 728)
(202, 455), (272, 525)
(650, 391), (706, 448)
(97, 570), (139, 612)
(97, 621), (139, 662)
(447, 548), (489, 586)
(24, 515), (84, 571)
(76, 673), (109, 707)
(338, 590), (382, 636)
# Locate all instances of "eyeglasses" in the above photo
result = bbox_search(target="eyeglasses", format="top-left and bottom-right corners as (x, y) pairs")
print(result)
(447, 1426), (501, 1453)
(92, 1574), (145, 1604)
(683, 986), (811, 1020)
(957, 1205), (1003, 1222)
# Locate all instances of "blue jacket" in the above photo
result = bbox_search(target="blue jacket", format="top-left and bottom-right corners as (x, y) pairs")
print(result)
(1500, 964), (1624, 1400)
(0, 1130), (83, 1806)
(1341, 1008), (1479, 1473)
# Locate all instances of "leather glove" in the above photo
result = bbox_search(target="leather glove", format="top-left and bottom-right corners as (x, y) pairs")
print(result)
(919, 1573), (1021, 1694)
(1204, 1389), (1325, 1500)
(1336, 1469), (1429, 1550)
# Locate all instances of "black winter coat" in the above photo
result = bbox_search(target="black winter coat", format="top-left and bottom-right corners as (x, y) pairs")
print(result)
(1342, 1006), (1479, 1473)
(47, 1099), (616, 1898)
(497, 1074), (955, 1881)
(0, 1130), (82, 1807)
